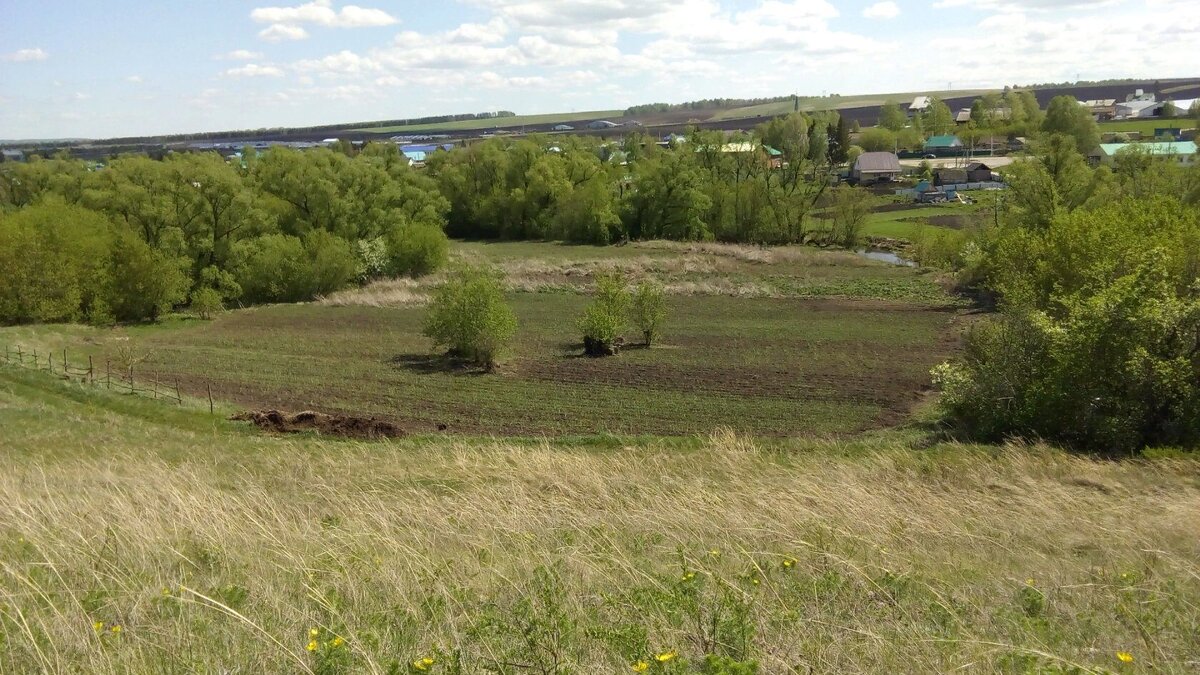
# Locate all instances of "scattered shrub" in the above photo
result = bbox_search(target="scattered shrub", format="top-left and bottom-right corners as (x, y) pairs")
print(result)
(630, 280), (667, 346)
(385, 222), (449, 277)
(579, 272), (631, 356)
(232, 231), (357, 303)
(422, 265), (517, 370)
(190, 287), (224, 320)
(100, 230), (190, 323)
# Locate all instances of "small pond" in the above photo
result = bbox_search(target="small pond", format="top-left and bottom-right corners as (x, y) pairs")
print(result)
(856, 248), (917, 267)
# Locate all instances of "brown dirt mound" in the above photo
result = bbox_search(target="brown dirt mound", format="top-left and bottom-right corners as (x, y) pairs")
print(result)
(231, 409), (404, 439)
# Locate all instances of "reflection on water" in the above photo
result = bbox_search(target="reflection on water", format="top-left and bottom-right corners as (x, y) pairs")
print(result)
(856, 248), (916, 267)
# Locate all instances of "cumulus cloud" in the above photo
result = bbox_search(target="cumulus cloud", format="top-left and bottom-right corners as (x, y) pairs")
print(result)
(218, 49), (265, 60)
(224, 63), (286, 77)
(3, 48), (48, 62)
(126, 75), (144, 83)
(259, 24), (310, 41)
(863, 1), (901, 19)
(250, 0), (397, 27)
(932, 0), (1120, 9)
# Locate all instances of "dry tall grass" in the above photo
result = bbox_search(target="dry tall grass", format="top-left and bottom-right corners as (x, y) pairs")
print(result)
(1, 372), (1198, 673)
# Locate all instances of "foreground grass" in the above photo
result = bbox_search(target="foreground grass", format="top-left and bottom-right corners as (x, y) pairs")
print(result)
(1, 368), (1199, 673)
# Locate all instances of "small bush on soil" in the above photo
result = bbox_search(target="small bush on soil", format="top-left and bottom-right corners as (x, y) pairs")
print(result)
(385, 222), (449, 278)
(631, 280), (667, 346)
(579, 272), (631, 356)
(423, 264), (516, 370)
(190, 287), (224, 320)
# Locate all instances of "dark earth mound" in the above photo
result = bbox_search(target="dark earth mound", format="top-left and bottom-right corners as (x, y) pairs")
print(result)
(231, 409), (405, 439)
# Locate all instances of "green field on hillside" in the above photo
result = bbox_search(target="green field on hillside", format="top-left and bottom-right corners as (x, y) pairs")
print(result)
(351, 110), (626, 134)
(713, 89), (993, 121)
(0, 241), (961, 437)
(1099, 119), (1197, 135)
(2, 367), (1198, 672)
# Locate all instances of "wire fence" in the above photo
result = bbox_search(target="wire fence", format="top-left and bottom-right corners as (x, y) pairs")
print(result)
(1, 344), (209, 409)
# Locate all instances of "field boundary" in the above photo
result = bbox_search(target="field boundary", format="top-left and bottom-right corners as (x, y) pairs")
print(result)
(2, 343), (190, 407)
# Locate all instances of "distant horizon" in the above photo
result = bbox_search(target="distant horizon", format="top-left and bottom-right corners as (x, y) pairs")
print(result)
(3, 0), (1198, 139)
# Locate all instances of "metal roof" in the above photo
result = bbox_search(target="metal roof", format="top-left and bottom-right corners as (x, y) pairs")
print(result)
(1098, 141), (1197, 156)
(924, 135), (962, 148)
(909, 96), (931, 111)
(853, 152), (902, 173)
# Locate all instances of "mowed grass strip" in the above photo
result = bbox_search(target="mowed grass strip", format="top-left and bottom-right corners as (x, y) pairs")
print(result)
(1, 369), (1198, 673)
(349, 110), (625, 134)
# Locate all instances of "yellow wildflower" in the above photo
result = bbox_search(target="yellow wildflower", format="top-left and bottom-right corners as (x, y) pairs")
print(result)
(422, 657), (435, 666)
(412, 658), (430, 671)
(632, 661), (649, 672)
(306, 640), (318, 652)
(782, 558), (796, 569)
(330, 636), (345, 648)
(92, 621), (104, 632)
(708, 549), (720, 558)
(751, 578), (760, 586)
(110, 625), (122, 635)
(161, 587), (171, 596)
(1025, 578), (1035, 586)
(309, 628), (319, 637)
(682, 571), (696, 582)
(656, 650), (678, 663)
(1117, 651), (1134, 663)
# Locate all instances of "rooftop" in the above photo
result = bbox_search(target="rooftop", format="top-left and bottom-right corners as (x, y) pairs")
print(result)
(1097, 141), (1197, 156)
(853, 151), (902, 173)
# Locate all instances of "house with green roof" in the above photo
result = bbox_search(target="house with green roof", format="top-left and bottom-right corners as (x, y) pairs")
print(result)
(1091, 141), (1197, 166)
(923, 135), (963, 151)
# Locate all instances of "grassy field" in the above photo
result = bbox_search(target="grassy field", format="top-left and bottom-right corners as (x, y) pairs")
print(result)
(350, 111), (626, 134)
(0, 241), (962, 437)
(2, 367), (1199, 673)
(1098, 119), (1196, 135)
(712, 89), (994, 121)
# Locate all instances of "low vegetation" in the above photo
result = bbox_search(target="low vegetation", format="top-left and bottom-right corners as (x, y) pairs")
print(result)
(1, 370), (1198, 673)
(422, 265), (517, 370)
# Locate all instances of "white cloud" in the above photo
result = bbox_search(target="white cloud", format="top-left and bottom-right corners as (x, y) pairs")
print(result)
(224, 63), (286, 77)
(73, 92), (90, 101)
(3, 48), (48, 62)
(293, 50), (381, 76)
(218, 49), (265, 60)
(126, 75), (144, 83)
(445, 18), (509, 44)
(250, 1), (397, 27)
(259, 24), (310, 41)
(863, 1), (901, 19)
(932, 0), (1119, 9)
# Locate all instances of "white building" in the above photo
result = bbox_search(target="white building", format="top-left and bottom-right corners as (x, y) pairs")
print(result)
(1114, 99), (1159, 119)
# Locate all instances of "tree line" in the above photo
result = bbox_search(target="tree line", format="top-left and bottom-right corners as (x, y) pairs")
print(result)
(0, 144), (450, 325)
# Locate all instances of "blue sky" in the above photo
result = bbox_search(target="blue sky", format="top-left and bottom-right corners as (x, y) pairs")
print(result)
(1, 0), (1197, 139)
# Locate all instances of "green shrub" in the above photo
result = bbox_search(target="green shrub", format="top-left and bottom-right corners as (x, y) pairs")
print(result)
(826, 186), (869, 249)
(0, 202), (110, 325)
(385, 222), (449, 277)
(232, 231), (357, 303)
(579, 272), (630, 356)
(630, 280), (667, 346)
(190, 287), (224, 320)
(100, 230), (189, 323)
(422, 265), (517, 370)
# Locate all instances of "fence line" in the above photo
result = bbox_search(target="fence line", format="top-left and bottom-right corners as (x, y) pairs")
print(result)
(2, 344), (186, 406)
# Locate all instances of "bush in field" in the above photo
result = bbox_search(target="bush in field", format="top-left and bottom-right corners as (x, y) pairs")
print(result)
(579, 272), (631, 356)
(0, 202), (109, 325)
(423, 265), (517, 370)
(630, 280), (667, 346)
(935, 197), (1200, 452)
(827, 186), (870, 248)
(190, 287), (224, 320)
(101, 230), (190, 323)
(385, 222), (449, 277)
(232, 231), (357, 303)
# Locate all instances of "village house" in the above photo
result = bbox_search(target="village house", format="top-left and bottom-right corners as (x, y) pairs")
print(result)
(1089, 141), (1197, 166)
(851, 151), (902, 184)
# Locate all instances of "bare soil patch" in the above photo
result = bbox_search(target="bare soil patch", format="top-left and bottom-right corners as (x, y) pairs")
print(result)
(231, 409), (405, 439)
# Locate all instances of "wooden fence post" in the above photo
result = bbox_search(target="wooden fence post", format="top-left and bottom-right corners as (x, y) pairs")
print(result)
(63, 349), (68, 375)
(32, 350), (37, 371)
(174, 377), (182, 404)
(207, 381), (214, 414)
(16, 346), (22, 365)
(129, 365), (134, 393)
(105, 359), (111, 390)
(89, 356), (94, 385)
(153, 372), (159, 400)
(48, 352), (53, 374)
